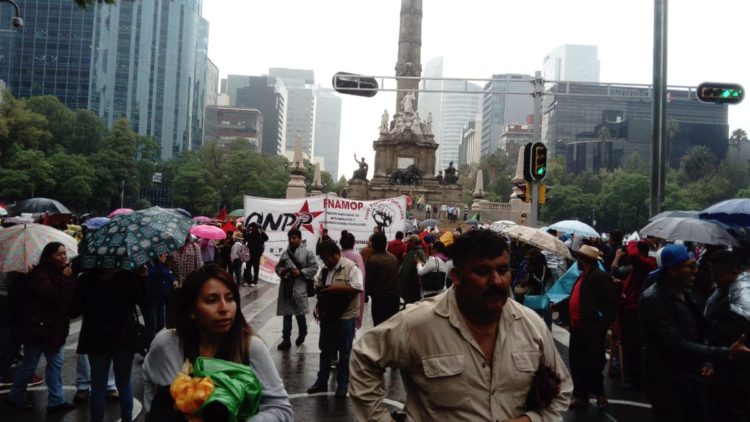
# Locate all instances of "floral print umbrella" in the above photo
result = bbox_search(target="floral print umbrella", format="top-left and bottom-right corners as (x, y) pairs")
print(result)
(0, 223), (78, 273)
(81, 207), (193, 270)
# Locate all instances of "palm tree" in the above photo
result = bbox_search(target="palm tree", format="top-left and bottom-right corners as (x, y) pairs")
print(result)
(666, 119), (679, 167)
(730, 128), (748, 152)
(597, 126), (610, 171)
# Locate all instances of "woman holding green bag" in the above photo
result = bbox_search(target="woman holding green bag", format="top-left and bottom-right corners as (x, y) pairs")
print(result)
(142, 264), (293, 421)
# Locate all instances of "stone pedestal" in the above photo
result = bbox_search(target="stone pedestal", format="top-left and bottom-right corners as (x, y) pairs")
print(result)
(346, 179), (369, 200)
(286, 174), (307, 199)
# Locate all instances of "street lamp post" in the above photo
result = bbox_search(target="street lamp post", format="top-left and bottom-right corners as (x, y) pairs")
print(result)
(651, 0), (668, 217)
(0, 0), (23, 28)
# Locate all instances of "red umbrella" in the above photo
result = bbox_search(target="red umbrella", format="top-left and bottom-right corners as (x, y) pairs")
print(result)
(190, 225), (227, 240)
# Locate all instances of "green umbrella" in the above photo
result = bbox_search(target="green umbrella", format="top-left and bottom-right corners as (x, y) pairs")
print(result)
(80, 207), (193, 270)
(228, 209), (244, 218)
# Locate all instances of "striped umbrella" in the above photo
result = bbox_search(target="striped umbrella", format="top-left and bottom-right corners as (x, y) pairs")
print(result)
(0, 223), (79, 273)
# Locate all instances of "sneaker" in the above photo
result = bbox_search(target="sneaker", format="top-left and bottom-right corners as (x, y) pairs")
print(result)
(106, 390), (120, 401)
(330, 358), (338, 369)
(277, 339), (292, 351)
(295, 334), (306, 346)
(73, 390), (89, 403)
(335, 387), (347, 398)
(306, 384), (327, 394)
(47, 402), (76, 414)
(27, 374), (44, 387)
(5, 398), (32, 412)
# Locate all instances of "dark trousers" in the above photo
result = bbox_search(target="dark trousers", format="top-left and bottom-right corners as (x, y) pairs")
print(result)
(620, 309), (641, 387)
(569, 324), (607, 399)
(89, 350), (134, 422)
(232, 259), (243, 285)
(0, 296), (20, 377)
(247, 255), (261, 282)
(645, 377), (711, 422)
(144, 300), (166, 335)
(282, 314), (307, 340)
(371, 296), (400, 326)
(315, 318), (356, 390)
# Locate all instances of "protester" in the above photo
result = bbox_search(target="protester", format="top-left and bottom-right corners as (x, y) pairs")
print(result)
(340, 231), (366, 329)
(0, 271), (43, 387)
(560, 245), (617, 409)
(416, 241), (449, 298)
(198, 237), (215, 264)
(307, 240), (363, 398)
(171, 236), (204, 286)
(72, 267), (149, 422)
(639, 244), (750, 421)
(386, 231), (407, 264)
(146, 253), (176, 334)
(274, 228), (318, 350)
(142, 264), (293, 420)
(399, 234), (426, 305)
(365, 232), (400, 326)
(230, 231), (245, 284)
(359, 235), (376, 263)
(244, 222), (268, 285)
(6, 242), (76, 413)
(349, 229), (572, 420)
(315, 228), (331, 257)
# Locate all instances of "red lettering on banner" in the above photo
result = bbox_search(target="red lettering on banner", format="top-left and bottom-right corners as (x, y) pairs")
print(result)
(324, 199), (364, 211)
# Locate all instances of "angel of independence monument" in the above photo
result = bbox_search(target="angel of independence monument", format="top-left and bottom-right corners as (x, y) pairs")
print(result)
(345, 0), (463, 205)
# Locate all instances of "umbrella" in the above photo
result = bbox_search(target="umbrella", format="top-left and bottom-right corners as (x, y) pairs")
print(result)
(648, 210), (699, 222)
(419, 219), (439, 229)
(12, 198), (71, 215)
(549, 220), (600, 238)
(0, 206), (7, 216)
(81, 207), (193, 270)
(699, 198), (750, 227)
(466, 218), (479, 226)
(490, 220), (516, 233)
(494, 224), (572, 259)
(640, 217), (739, 246)
(0, 223), (79, 273)
(170, 208), (192, 218)
(82, 217), (111, 230)
(108, 208), (134, 218)
(192, 216), (218, 224)
(2, 216), (35, 225)
(190, 225), (227, 240)
(404, 221), (417, 233)
(228, 209), (245, 218)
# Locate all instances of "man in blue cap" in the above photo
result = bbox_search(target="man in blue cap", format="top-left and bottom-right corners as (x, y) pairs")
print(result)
(639, 244), (750, 422)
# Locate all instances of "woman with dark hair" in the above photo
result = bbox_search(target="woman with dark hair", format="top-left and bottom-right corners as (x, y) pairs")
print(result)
(142, 264), (293, 420)
(6, 242), (76, 413)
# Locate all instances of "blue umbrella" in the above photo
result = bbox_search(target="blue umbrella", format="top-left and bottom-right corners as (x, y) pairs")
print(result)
(699, 198), (750, 227)
(82, 217), (110, 230)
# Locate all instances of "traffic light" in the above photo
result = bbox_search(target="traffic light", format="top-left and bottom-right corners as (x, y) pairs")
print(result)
(332, 72), (379, 97)
(697, 82), (744, 105)
(539, 184), (547, 204)
(524, 182), (531, 203)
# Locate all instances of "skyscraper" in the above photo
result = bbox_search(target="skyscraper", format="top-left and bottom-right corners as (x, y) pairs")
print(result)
(205, 58), (219, 107)
(481, 74), (534, 155)
(269, 68), (316, 157)
(88, 0), (210, 159)
(543, 44), (600, 83)
(418, 56), (444, 137)
(312, 87), (342, 178)
(231, 75), (287, 155)
(0, 0), (95, 110)
(437, 80), (482, 171)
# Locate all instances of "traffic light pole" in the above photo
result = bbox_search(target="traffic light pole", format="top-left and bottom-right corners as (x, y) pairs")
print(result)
(530, 71), (543, 228)
(650, 0), (668, 217)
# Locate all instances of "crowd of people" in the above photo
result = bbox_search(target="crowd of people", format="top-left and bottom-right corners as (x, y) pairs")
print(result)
(2, 211), (750, 421)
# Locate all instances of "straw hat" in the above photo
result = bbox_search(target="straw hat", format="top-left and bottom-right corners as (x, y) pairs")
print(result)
(576, 245), (602, 261)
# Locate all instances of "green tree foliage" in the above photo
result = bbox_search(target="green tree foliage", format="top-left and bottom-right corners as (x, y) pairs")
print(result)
(171, 155), (220, 216)
(24, 96), (75, 152)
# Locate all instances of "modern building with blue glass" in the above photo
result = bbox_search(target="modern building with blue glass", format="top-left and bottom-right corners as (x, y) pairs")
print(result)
(0, 0), (95, 109)
(88, 0), (209, 159)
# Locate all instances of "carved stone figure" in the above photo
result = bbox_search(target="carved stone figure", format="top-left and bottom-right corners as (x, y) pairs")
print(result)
(391, 114), (405, 133)
(425, 112), (433, 134)
(444, 161), (460, 184)
(401, 91), (416, 114)
(436, 170), (444, 185)
(380, 109), (389, 133)
(352, 154), (369, 181)
(388, 164), (423, 185)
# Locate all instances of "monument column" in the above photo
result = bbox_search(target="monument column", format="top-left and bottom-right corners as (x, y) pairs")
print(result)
(395, 0), (422, 111)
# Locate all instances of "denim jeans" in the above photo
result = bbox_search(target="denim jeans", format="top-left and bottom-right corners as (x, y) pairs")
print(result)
(232, 259), (243, 285)
(315, 318), (356, 390)
(75, 354), (116, 391)
(282, 314), (307, 340)
(8, 345), (65, 409)
(143, 300), (166, 335)
(88, 350), (134, 422)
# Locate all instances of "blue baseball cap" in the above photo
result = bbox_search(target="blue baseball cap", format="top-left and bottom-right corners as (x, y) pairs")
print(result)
(656, 244), (693, 269)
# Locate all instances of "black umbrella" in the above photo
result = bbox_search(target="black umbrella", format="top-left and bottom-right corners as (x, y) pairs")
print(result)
(12, 197), (71, 215)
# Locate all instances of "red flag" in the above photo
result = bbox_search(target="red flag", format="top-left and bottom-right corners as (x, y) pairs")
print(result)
(222, 221), (236, 233)
(215, 206), (227, 222)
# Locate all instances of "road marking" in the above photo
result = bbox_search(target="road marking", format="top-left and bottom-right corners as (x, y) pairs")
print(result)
(289, 392), (404, 409)
(0, 385), (142, 420)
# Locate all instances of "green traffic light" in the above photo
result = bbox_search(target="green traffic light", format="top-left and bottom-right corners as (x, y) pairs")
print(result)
(733, 91), (740, 97)
(722, 90), (731, 98)
(536, 168), (545, 175)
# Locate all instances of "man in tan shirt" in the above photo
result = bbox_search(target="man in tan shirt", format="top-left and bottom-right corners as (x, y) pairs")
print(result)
(349, 229), (572, 422)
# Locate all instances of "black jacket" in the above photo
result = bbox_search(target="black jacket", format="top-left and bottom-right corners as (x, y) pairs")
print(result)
(244, 229), (269, 255)
(562, 267), (617, 327)
(639, 279), (729, 382)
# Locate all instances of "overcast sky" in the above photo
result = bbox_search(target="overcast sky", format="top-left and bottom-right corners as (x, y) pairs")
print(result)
(203, 0), (749, 180)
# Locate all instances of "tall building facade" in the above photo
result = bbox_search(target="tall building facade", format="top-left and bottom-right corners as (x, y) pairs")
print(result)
(0, 0), (95, 109)
(204, 106), (262, 152)
(269, 68), (316, 157)
(232, 75), (287, 155)
(481, 74), (534, 155)
(312, 87), (342, 178)
(88, 0), (210, 159)
(437, 80), (482, 171)
(500, 124), (533, 163)
(543, 44), (600, 83)
(542, 82), (729, 173)
(418, 56), (444, 138)
(459, 118), (482, 166)
(205, 58), (219, 107)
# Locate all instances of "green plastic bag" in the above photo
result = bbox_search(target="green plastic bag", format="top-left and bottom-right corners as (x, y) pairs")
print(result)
(193, 357), (263, 421)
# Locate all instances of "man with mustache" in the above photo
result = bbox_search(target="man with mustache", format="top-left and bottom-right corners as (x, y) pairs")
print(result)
(349, 230), (572, 421)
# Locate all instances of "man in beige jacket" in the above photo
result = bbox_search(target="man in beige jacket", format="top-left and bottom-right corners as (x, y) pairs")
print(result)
(349, 229), (572, 422)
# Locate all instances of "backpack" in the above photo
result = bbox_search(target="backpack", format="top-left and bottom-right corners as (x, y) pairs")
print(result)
(421, 257), (447, 291)
(239, 244), (251, 262)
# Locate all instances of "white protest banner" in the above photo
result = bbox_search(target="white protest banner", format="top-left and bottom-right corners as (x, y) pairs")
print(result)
(243, 194), (407, 283)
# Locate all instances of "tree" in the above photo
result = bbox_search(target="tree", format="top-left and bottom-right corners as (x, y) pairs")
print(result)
(0, 92), (52, 159)
(597, 171), (650, 232)
(730, 128), (748, 152)
(2, 149), (56, 198)
(104, 119), (140, 196)
(47, 152), (96, 209)
(679, 145), (718, 181)
(171, 159), (220, 216)
(24, 96), (75, 152)
(69, 110), (106, 154)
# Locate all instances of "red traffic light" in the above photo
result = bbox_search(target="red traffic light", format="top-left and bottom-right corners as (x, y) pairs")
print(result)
(697, 82), (744, 105)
